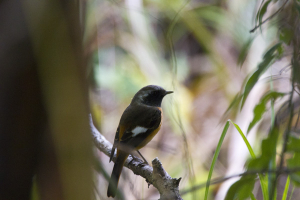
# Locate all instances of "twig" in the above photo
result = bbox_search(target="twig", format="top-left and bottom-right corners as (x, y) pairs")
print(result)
(89, 115), (183, 200)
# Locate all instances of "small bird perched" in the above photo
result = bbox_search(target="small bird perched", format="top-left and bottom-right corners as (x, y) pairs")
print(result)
(107, 85), (173, 198)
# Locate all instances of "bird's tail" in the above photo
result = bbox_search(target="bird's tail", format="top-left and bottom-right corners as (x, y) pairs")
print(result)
(107, 151), (129, 198)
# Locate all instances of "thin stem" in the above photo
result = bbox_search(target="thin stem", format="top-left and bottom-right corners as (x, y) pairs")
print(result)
(180, 167), (300, 196)
(270, 26), (298, 199)
(250, 0), (290, 33)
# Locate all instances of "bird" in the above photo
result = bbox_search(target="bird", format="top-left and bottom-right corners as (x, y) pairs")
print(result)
(107, 85), (173, 198)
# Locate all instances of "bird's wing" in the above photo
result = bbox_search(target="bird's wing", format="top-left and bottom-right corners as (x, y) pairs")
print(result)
(118, 105), (162, 150)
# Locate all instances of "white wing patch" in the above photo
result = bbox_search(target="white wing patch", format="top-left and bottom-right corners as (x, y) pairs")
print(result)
(132, 126), (148, 137)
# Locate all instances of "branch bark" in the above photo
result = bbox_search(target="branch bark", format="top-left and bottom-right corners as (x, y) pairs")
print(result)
(89, 115), (182, 200)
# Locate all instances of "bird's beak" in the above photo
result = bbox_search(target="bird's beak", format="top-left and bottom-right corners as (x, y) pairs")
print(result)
(165, 91), (173, 95)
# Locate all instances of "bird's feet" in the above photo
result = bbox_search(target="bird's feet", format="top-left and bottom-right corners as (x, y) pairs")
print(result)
(137, 150), (149, 165)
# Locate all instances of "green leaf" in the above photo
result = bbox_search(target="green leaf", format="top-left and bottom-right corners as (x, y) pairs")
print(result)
(230, 120), (255, 158)
(260, 175), (269, 200)
(255, 0), (265, 25)
(259, 1), (272, 27)
(288, 153), (300, 186)
(204, 121), (230, 200)
(263, 43), (283, 59)
(290, 173), (300, 186)
(241, 56), (273, 108)
(282, 176), (290, 200)
(250, 193), (257, 200)
(247, 91), (285, 133)
(225, 176), (256, 200)
(222, 93), (243, 121)
(241, 43), (282, 108)
(280, 28), (293, 45)
(229, 120), (268, 200)
(248, 126), (279, 170)
(289, 185), (295, 200)
(248, 102), (266, 133)
(227, 126), (279, 200)
(287, 136), (300, 152)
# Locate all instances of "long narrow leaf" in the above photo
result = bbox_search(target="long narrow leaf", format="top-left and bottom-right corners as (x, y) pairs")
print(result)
(204, 121), (230, 200)
(261, 175), (269, 200)
(229, 120), (255, 158)
(250, 193), (257, 200)
(241, 55), (273, 108)
(229, 120), (268, 200)
(259, 1), (271, 27)
(241, 43), (282, 108)
(282, 176), (290, 200)
(288, 186), (295, 200)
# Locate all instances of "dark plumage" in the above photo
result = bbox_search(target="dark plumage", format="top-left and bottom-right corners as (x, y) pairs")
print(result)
(131, 85), (173, 107)
(107, 85), (173, 198)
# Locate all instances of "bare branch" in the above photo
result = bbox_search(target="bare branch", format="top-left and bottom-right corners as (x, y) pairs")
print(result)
(89, 115), (182, 200)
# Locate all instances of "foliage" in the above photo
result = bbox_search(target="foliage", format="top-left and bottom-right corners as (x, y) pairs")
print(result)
(241, 43), (283, 108)
(204, 0), (300, 199)
(247, 91), (285, 133)
(205, 120), (230, 200)
(87, 0), (300, 199)
(217, 0), (300, 199)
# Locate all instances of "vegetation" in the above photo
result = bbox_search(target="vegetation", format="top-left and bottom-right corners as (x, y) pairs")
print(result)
(86, 0), (300, 199)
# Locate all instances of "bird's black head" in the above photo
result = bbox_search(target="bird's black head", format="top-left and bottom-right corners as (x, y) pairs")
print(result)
(131, 85), (173, 107)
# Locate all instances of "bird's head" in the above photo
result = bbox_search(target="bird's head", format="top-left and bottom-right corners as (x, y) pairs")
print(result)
(131, 85), (173, 107)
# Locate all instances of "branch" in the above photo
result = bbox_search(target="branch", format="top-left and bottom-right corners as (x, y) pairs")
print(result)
(89, 115), (182, 200)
